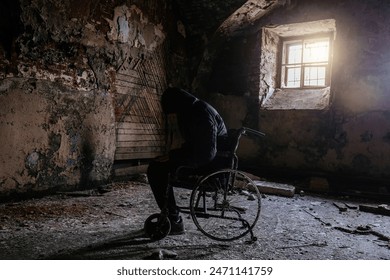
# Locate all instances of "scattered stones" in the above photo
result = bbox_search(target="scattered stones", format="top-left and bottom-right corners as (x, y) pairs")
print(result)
(254, 180), (295, 197)
(333, 202), (348, 212)
(144, 249), (178, 260)
(0, 180), (390, 260)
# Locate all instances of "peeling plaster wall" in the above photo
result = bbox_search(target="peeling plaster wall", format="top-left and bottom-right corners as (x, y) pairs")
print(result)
(207, 0), (390, 189)
(0, 0), (187, 199)
(0, 79), (115, 197)
(4, 0), (390, 198)
(256, 0), (390, 183)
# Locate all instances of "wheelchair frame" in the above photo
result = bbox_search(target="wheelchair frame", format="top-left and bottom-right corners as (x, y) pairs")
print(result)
(144, 127), (265, 242)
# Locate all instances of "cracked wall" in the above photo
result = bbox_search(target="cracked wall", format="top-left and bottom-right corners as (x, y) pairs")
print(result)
(207, 0), (390, 190)
(0, 79), (115, 197)
(0, 0), (186, 199)
(255, 0), (390, 184)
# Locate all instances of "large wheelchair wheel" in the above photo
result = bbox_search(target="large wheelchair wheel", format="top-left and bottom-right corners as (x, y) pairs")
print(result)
(189, 169), (261, 241)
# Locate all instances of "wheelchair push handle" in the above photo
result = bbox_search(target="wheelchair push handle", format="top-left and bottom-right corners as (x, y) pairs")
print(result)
(240, 127), (265, 138)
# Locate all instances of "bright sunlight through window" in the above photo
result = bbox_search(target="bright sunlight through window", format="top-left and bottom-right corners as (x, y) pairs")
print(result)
(282, 37), (330, 88)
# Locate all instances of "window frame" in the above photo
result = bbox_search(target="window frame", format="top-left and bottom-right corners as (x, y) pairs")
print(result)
(260, 20), (336, 110)
(279, 33), (334, 89)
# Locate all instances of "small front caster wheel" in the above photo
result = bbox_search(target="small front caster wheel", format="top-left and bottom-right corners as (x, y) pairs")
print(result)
(144, 213), (171, 241)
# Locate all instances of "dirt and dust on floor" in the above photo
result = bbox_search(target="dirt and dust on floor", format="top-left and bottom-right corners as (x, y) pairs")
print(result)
(0, 175), (390, 260)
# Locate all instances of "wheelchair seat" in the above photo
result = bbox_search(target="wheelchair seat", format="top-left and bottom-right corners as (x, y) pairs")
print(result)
(170, 128), (243, 186)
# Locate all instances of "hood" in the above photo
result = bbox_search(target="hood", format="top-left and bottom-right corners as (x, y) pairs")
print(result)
(161, 87), (198, 114)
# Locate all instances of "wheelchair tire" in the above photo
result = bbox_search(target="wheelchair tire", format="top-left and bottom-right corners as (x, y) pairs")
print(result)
(190, 169), (261, 241)
(144, 213), (171, 241)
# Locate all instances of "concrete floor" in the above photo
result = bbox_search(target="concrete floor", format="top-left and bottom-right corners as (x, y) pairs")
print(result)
(0, 177), (389, 260)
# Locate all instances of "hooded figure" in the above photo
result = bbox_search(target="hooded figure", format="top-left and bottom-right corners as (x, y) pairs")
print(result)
(147, 87), (228, 235)
(161, 87), (227, 167)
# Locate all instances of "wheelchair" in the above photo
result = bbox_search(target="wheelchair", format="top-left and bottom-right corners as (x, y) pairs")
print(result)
(144, 127), (265, 242)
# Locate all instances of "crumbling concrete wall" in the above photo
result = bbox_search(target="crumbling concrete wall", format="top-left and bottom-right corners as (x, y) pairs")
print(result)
(258, 0), (390, 182)
(0, 79), (115, 197)
(207, 0), (390, 190)
(0, 0), (185, 199)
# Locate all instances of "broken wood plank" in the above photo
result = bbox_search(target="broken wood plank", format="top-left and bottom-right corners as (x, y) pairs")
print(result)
(345, 203), (358, 210)
(359, 204), (390, 216)
(333, 202), (348, 212)
(334, 225), (390, 241)
(253, 180), (295, 197)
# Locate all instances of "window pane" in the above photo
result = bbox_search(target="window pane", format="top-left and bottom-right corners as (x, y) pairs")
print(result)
(282, 37), (331, 88)
(286, 67), (301, 87)
(303, 39), (329, 63)
(287, 44), (302, 64)
(304, 66), (326, 86)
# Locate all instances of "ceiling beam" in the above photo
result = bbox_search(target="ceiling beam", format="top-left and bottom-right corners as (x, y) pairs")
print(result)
(217, 0), (289, 37)
(192, 0), (291, 95)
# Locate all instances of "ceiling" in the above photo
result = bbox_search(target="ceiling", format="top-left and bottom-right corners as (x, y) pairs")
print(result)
(173, 0), (289, 38)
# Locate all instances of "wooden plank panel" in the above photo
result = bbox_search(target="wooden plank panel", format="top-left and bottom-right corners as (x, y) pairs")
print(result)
(115, 79), (141, 87)
(115, 153), (159, 160)
(113, 47), (168, 162)
(115, 146), (164, 153)
(115, 150), (164, 160)
(115, 84), (143, 93)
(116, 128), (164, 135)
(116, 140), (163, 148)
(115, 77), (142, 87)
(117, 134), (164, 142)
(116, 122), (162, 130)
(120, 115), (162, 123)
(116, 69), (139, 78)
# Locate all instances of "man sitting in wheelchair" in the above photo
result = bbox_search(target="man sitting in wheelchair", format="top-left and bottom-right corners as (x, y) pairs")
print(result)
(147, 87), (229, 235)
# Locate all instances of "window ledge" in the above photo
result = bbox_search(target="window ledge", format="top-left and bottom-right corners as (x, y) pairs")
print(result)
(261, 87), (331, 110)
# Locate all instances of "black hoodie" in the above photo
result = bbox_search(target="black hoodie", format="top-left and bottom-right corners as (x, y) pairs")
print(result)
(161, 87), (227, 167)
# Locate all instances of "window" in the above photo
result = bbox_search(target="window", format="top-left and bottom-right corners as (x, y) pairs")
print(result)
(281, 37), (331, 88)
(260, 19), (336, 110)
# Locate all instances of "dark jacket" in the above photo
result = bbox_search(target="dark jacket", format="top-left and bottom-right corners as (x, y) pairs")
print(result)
(162, 88), (227, 167)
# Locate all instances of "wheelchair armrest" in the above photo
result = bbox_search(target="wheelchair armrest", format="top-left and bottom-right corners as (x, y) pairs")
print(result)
(241, 127), (266, 138)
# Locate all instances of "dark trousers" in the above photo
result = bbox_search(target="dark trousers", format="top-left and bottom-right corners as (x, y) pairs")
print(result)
(147, 155), (230, 218)
(147, 160), (180, 218)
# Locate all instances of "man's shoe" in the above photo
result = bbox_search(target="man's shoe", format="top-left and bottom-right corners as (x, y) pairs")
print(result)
(169, 216), (185, 235)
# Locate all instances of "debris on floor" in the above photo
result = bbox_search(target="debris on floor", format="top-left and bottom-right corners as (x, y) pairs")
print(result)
(334, 225), (390, 242)
(359, 204), (390, 216)
(0, 179), (390, 260)
(144, 249), (178, 260)
(254, 180), (295, 197)
(333, 202), (348, 212)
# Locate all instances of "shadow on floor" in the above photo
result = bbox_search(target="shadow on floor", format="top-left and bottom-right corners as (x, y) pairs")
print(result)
(45, 229), (231, 260)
